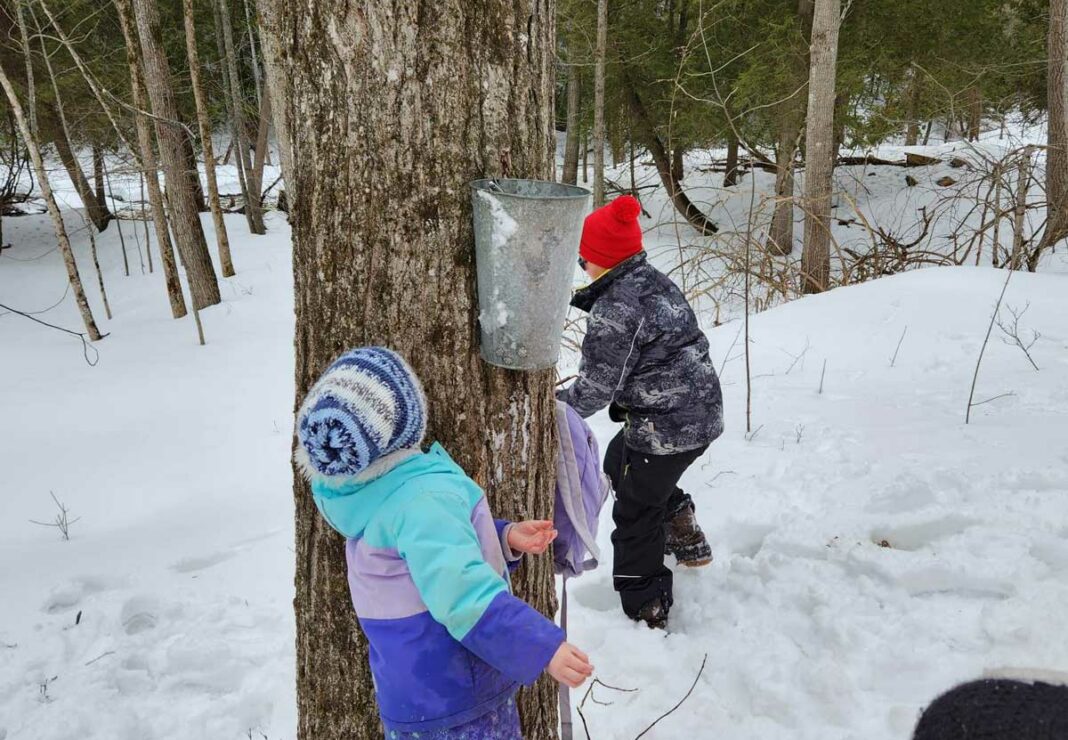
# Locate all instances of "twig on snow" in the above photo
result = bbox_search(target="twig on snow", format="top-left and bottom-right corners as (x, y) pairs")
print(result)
(996, 303), (1040, 370)
(890, 325), (908, 367)
(633, 653), (708, 739)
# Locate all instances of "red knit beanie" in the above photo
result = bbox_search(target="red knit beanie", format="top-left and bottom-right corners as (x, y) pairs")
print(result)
(579, 195), (643, 269)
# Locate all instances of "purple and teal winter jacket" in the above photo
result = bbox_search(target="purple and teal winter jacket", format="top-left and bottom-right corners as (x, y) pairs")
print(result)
(310, 443), (564, 734)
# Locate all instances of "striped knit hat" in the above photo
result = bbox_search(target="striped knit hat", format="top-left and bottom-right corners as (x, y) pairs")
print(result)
(296, 347), (427, 480)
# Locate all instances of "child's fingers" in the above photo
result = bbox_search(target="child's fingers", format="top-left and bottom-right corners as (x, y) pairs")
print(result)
(565, 654), (593, 674)
(560, 667), (586, 687)
(570, 646), (590, 663)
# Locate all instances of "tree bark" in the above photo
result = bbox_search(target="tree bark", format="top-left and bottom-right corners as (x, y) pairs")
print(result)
(183, 0), (235, 277)
(625, 79), (717, 233)
(42, 118), (112, 232)
(14, 0), (36, 137)
(132, 0), (221, 310)
(0, 64), (101, 340)
(1047, 0), (1068, 227)
(278, 1), (560, 738)
(767, 114), (800, 255)
(255, 0), (295, 207)
(904, 67), (921, 146)
(593, 0), (607, 206)
(562, 62), (580, 185)
(801, 0), (841, 294)
(723, 133), (740, 187)
(114, 0), (185, 317)
(249, 86), (271, 209)
(967, 86), (982, 141)
(1028, 0), (1068, 269)
(217, 0), (266, 234)
(92, 145), (107, 212)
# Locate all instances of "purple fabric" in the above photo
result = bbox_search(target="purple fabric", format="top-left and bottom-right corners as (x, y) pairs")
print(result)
(388, 694), (521, 740)
(470, 499), (508, 576)
(461, 590), (564, 686)
(554, 401), (610, 577)
(362, 611), (516, 733)
(345, 540), (427, 619)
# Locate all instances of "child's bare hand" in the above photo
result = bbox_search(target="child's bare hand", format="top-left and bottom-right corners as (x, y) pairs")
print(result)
(548, 642), (593, 688)
(507, 520), (557, 555)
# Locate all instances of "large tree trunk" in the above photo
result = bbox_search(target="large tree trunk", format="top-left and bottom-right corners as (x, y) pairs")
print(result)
(217, 0), (266, 234)
(114, 0), (186, 317)
(562, 61), (580, 185)
(1028, 0), (1068, 269)
(279, 2), (560, 738)
(801, 0), (841, 294)
(625, 80), (717, 233)
(592, 0), (607, 206)
(132, 0), (221, 310)
(0, 64), (101, 340)
(254, 0), (295, 205)
(767, 114), (800, 255)
(183, 0), (235, 277)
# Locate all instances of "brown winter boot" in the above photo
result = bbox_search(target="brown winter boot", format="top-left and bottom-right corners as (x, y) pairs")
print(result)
(635, 598), (669, 630)
(665, 500), (713, 567)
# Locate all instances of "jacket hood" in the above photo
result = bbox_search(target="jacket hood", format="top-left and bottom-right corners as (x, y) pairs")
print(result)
(571, 251), (647, 313)
(310, 443), (463, 539)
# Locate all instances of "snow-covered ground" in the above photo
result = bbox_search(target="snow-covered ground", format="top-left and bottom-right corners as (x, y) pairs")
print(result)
(2, 131), (1067, 739)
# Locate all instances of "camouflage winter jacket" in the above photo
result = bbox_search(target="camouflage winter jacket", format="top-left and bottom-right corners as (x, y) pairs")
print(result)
(559, 252), (724, 455)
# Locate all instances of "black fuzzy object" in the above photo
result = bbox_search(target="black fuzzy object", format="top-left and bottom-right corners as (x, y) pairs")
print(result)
(914, 679), (1068, 740)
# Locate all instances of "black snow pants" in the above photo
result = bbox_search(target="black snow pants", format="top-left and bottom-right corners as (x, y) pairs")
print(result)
(603, 429), (707, 619)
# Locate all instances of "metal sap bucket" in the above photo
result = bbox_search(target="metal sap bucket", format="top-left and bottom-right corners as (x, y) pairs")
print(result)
(471, 178), (591, 370)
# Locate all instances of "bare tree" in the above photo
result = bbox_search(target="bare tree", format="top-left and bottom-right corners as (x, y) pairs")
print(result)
(1028, 0), (1068, 270)
(217, 0), (265, 234)
(14, 0), (36, 136)
(562, 60), (581, 186)
(254, 0), (294, 204)
(132, 0), (221, 310)
(0, 63), (101, 340)
(800, 0), (842, 294)
(592, 0), (607, 206)
(277, 1), (560, 737)
(767, 114), (800, 255)
(113, 0), (186, 317)
(182, 0), (236, 277)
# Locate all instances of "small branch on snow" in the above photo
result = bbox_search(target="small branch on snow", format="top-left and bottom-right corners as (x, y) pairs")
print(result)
(970, 391), (1016, 408)
(29, 491), (80, 540)
(633, 653), (708, 739)
(966, 267), (1015, 424)
(818, 359), (827, 395)
(84, 650), (115, 666)
(996, 303), (1041, 371)
(578, 677), (640, 740)
(890, 325), (908, 367)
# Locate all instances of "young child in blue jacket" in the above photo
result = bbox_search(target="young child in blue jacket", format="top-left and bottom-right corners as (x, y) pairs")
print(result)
(296, 347), (592, 739)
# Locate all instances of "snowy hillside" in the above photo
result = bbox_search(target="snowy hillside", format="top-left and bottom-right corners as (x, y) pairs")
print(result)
(2, 137), (1068, 739)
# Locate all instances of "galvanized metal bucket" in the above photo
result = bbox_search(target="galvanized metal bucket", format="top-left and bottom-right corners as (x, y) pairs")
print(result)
(471, 178), (591, 370)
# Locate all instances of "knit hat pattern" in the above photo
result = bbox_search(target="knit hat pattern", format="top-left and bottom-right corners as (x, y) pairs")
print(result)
(296, 347), (427, 480)
(913, 679), (1068, 740)
(579, 195), (643, 269)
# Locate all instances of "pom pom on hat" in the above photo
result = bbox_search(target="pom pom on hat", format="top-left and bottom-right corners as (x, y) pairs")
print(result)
(295, 347), (427, 480)
(579, 195), (643, 269)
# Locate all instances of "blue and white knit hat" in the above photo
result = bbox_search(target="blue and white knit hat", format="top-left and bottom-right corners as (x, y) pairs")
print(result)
(295, 347), (427, 480)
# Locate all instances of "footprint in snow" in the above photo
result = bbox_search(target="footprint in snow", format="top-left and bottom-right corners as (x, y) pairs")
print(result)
(41, 575), (117, 614)
(869, 514), (976, 552)
(170, 550), (237, 574)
